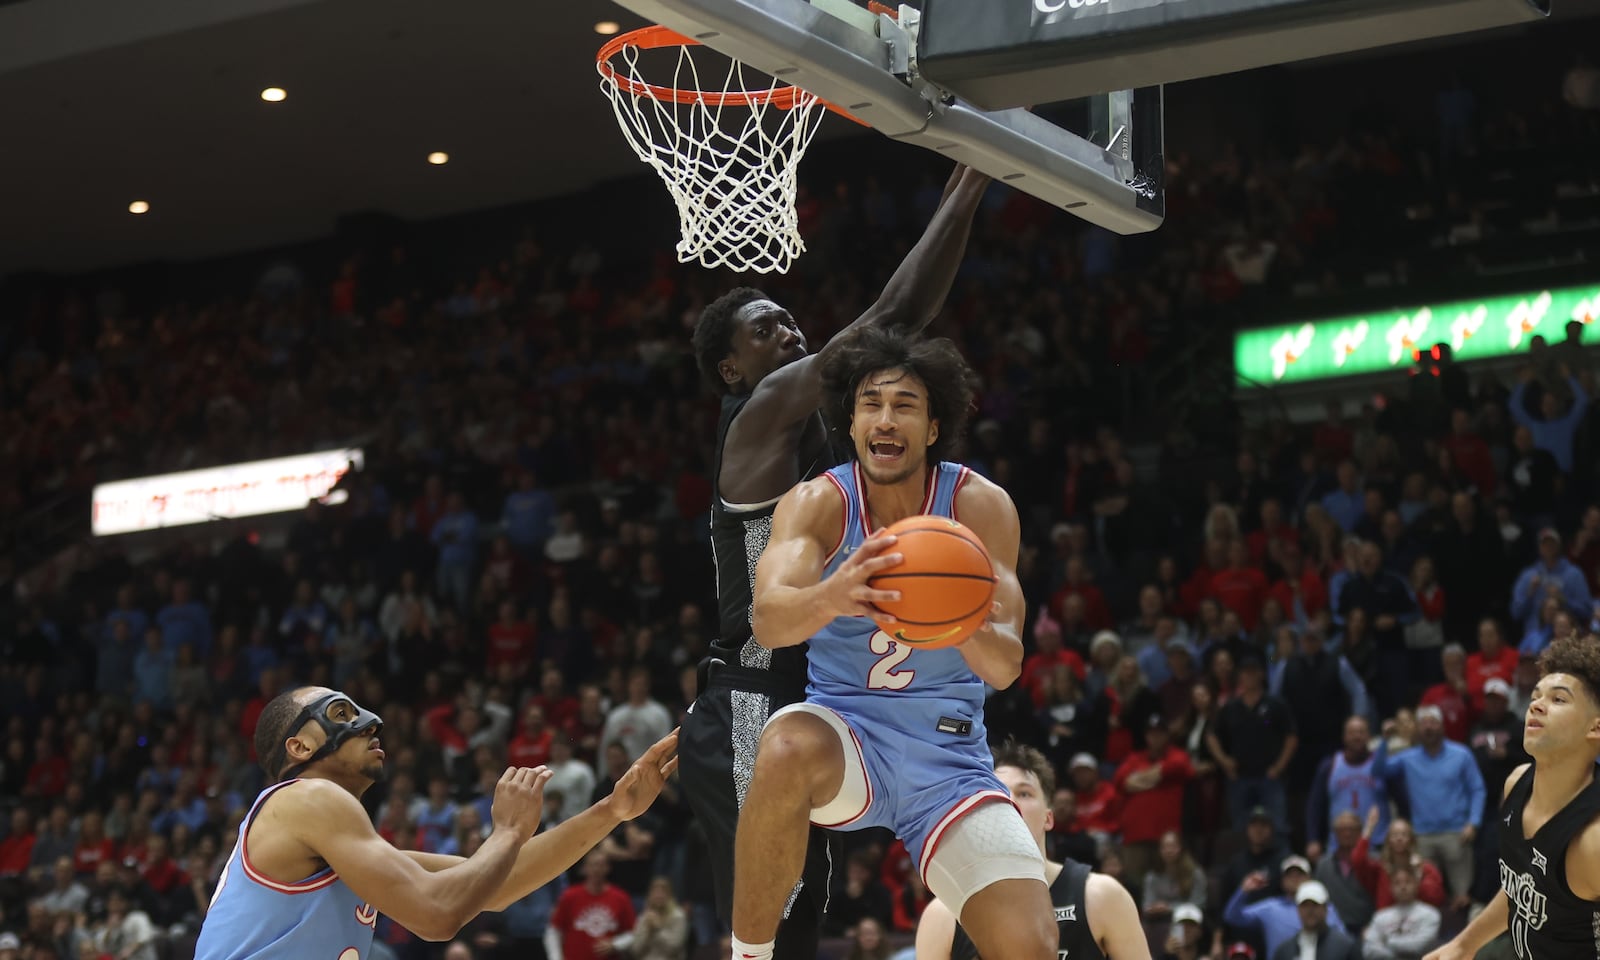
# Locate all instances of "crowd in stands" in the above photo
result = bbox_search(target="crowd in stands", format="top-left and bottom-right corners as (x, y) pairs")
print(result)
(2, 47), (1599, 960)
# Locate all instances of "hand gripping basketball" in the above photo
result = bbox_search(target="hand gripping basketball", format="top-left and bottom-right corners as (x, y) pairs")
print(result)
(821, 531), (904, 620)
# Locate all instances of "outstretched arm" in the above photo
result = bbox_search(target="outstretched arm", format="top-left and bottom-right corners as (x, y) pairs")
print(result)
(842, 165), (991, 339)
(405, 733), (679, 912)
(272, 774), (542, 941)
(729, 166), (990, 437)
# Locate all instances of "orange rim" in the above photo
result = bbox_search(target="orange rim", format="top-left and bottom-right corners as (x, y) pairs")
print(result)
(597, 25), (866, 124)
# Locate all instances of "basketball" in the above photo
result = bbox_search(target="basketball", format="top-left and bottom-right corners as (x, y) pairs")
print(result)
(868, 516), (997, 650)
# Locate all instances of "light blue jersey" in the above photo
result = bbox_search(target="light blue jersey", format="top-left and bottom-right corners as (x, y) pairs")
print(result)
(804, 461), (1012, 879)
(810, 461), (989, 733)
(194, 780), (378, 960)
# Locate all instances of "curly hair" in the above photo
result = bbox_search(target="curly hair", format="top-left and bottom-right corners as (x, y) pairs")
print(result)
(993, 738), (1056, 798)
(254, 687), (312, 780)
(692, 287), (767, 395)
(818, 327), (977, 465)
(1538, 634), (1600, 707)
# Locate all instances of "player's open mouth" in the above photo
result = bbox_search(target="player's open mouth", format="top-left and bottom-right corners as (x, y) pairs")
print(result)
(869, 440), (904, 461)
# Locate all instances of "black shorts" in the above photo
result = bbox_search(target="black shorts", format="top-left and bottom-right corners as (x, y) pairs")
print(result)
(680, 663), (835, 960)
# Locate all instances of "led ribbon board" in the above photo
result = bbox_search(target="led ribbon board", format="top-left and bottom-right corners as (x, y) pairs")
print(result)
(1234, 285), (1600, 388)
(92, 448), (363, 536)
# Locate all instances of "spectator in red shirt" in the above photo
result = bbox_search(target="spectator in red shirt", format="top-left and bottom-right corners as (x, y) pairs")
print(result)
(1465, 618), (1518, 712)
(485, 600), (537, 678)
(139, 834), (187, 896)
(532, 666), (581, 732)
(879, 838), (913, 897)
(892, 873), (933, 933)
(424, 695), (514, 774)
(412, 474), (447, 537)
(1210, 540), (1270, 630)
(1113, 716), (1195, 881)
(1103, 655), (1163, 766)
(25, 734), (68, 800)
(1180, 539), (1231, 618)
(239, 668), (281, 759)
(548, 851), (636, 960)
(1247, 499), (1299, 566)
(1409, 556), (1447, 628)
(0, 809), (35, 878)
(72, 811), (115, 876)
(1568, 505), (1600, 596)
(1269, 543), (1328, 623)
(509, 704), (555, 769)
(1049, 556), (1113, 631)
(1068, 753), (1122, 848)
(1418, 644), (1473, 743)
(1020, 614), (1087, 708)
(1442, 409), (1496, 497)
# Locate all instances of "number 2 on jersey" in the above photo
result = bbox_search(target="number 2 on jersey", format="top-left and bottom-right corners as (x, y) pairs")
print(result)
(867, 631), (915, 690)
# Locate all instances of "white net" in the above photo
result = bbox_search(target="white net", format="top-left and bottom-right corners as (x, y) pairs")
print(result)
(599, 32), (830, 275)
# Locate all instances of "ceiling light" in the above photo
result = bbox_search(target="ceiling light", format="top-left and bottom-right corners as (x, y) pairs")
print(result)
(260, 87), (287, 103)
(427, 152), (450, 166)
(128, 201), (150, 215)
(594, 21), (620, 35)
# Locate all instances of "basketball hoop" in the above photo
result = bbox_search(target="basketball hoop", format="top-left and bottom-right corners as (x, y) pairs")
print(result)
(597, 26), (851, 275)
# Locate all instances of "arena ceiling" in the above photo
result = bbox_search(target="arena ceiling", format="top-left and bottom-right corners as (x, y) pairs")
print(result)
(0, 0), (676, 275)
(0, 0), (1593, 277)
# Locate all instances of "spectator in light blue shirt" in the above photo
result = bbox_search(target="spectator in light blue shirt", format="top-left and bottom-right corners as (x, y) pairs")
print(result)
(1224, 857), (1346, 957)
(279, 579), (331, 641)
(502, 471), (556, 556)
(1510, 528), (1592, 637)
(432, 491), (480, 610)
(96, 619), (138, 699)
(1374, 705), (1485, 908)
(132, 628), (174, 710)
(502, 869), (566, 952)
(104, 585), (149, 647)
(1509, 371), (1589, 473)
(1320, 461), (1365, 533)
(156, 578), (212, 657)
(152, 777), (210, 835)
(1326, 537), (1362, 628)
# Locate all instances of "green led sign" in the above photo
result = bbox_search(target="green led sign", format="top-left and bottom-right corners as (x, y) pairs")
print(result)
(1234, 284), (1600, 388)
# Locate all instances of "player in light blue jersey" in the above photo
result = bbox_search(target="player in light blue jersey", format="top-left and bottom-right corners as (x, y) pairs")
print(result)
(728, 328), (1057, 960)
(195, 685), (677, 960)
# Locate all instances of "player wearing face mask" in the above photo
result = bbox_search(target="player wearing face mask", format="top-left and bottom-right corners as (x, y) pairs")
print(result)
(194, 686), (677, 960)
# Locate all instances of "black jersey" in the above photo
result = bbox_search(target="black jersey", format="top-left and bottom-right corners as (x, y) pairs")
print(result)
(1497, 763), (1600, 960)
(707, 393), (837, 686)
(950, 859), (1105, 960)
